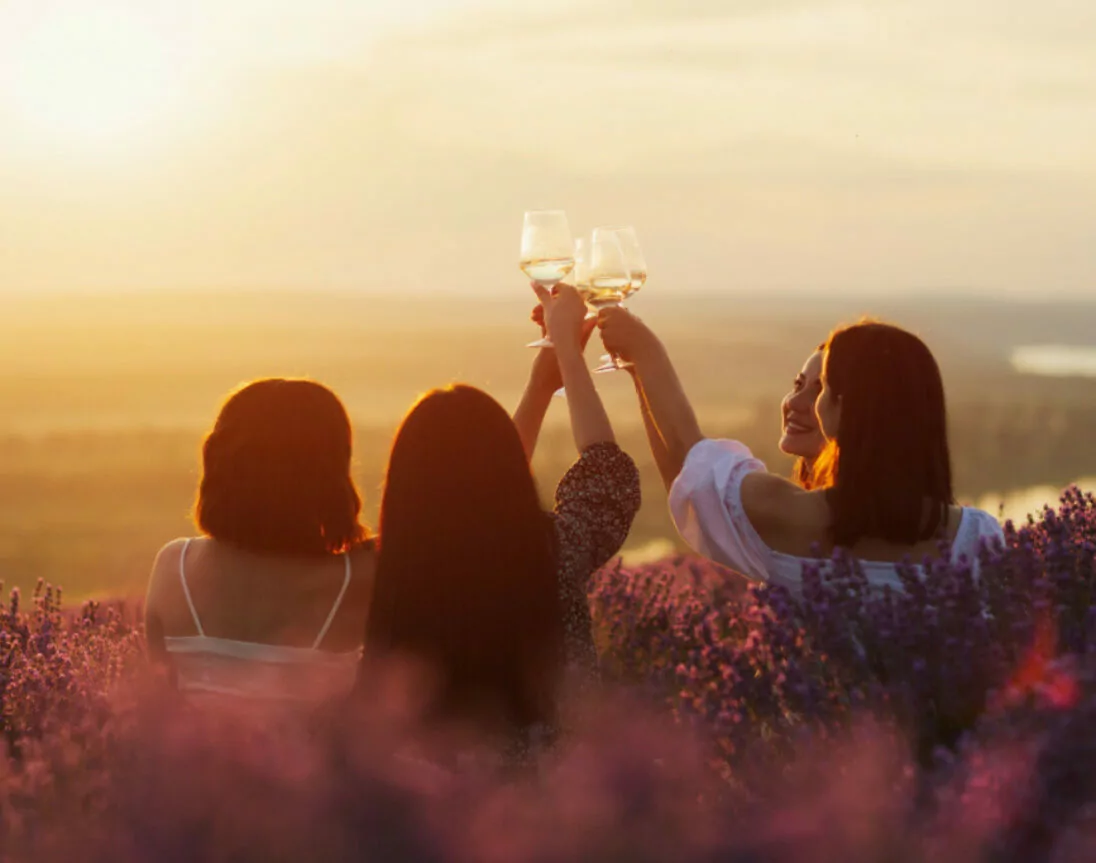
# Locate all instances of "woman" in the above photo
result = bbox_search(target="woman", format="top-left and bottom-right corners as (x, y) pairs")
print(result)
(361, 284), (640, 745)
(781, 344), (827, 489)
(599, 311), (1003, 595)
(145, 378), (375, 704)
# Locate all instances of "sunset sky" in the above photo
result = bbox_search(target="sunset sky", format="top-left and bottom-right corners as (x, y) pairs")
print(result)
(1, 0), (1094, 297)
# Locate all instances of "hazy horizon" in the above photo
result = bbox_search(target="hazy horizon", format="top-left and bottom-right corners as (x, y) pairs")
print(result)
(2, 0), (1094, 299)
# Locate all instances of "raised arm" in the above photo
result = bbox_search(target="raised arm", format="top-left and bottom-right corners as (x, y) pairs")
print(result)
(598, 308), (702, 489)
(513, 303), (596, 461)
(535, 283), (615, 452)
(629, 369), (678, 489)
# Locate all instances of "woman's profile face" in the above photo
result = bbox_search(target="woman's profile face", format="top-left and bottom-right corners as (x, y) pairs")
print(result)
(779, 350), (826, 460)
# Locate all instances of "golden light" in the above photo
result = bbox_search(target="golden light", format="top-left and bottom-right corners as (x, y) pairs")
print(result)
(2, 7), (191, 153)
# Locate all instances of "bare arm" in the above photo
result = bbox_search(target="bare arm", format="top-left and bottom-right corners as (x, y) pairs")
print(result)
(144, 543), (178, 663)
(600, 308), (702, 489)
(630, 370), (678, 488)
(513, 304), (599, 460)
(556, 333), (615, 451)
(513, 357), (557, 461)
(532, 283), (615, 451)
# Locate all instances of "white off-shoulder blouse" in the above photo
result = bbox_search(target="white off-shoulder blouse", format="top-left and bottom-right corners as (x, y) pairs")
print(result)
(668, 439), (1006, 596)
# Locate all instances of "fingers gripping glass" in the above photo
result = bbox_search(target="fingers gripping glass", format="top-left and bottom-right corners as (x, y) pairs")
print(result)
(586, 226), (642, 372)
(520, 210), (575, 349)
(592, 226), (645, 372)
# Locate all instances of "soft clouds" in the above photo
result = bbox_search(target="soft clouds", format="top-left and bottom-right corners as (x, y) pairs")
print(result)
(0, 0), (1093, 296)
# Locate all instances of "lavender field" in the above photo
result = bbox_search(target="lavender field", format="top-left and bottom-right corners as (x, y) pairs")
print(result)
(1, 488), (1093, 862)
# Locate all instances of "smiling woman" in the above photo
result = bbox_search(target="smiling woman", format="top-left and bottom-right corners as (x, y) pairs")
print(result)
(1, 7), (192, 153)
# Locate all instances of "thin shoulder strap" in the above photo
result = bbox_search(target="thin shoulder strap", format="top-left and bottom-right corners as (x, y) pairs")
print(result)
(177, 538), (205, 637)
(312, 553), (352, 649)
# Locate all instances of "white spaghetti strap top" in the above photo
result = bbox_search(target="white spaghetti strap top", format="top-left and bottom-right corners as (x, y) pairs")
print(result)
(177, 538), (205, 637)
(165, 539), (361, 705)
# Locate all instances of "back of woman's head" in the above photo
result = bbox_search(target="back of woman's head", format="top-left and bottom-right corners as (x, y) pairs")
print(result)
(196, 378), (368, 556)
(366, 385), (562, 732)
(820, 321), (954, 547)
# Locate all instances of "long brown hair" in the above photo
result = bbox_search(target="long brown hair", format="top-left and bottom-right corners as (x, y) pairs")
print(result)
(792, 457), (816, 490)
(195, 378), (368, 556)
(364, 385), (563, 732)
(820, 321), (954, 547)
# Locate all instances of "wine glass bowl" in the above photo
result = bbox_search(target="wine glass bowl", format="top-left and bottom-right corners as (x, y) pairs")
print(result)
(589, 225), (644, 373)
(520, 210), (575, 288)
(521, 210), (575, 348)
(612, 226), (647, 296)
(584, 227), (631, 310)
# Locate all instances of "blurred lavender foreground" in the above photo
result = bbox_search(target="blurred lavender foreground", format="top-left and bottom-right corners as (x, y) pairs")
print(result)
(1, 489), (1095, 862)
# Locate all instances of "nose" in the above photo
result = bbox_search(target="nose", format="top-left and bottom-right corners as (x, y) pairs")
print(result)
(787, 389), (813, 413)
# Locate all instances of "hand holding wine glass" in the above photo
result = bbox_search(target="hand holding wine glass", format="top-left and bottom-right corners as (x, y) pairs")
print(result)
(520, 210), (575, 349)
(596, 306), (658, 365)
(532, 282), (589, 351)
(529, 303), (597, 395)
(593, 225), (646, 372)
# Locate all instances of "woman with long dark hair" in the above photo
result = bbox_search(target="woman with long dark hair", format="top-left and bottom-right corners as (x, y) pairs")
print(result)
(599, 312), (1002, 594)
(363, 284), (640, 741)
(145, 378), (374, 703)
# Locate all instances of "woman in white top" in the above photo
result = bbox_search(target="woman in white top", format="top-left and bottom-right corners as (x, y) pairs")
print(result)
(598, 312), (1005, 596)
(145, 378), (376, 704)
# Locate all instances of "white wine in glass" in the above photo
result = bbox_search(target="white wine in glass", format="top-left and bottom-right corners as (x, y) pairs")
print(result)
(594, 225), (646, 373)
(585, 228), (631, 310)
(615, 226), (647, 296)
(520, 210), (575, 349)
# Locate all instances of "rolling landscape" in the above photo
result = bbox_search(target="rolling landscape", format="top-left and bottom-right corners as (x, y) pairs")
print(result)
(1, 288), (1093, 600)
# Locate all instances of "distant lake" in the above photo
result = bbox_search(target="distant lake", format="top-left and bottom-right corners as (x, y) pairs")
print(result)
(1011, 345), (1096, 378)
(974, 478), (1096, 524)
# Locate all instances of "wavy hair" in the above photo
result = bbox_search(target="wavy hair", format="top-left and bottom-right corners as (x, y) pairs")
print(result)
(195, 378), (368, 556)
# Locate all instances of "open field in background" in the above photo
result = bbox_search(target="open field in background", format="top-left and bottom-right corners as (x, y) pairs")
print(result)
(1, 290), (1095, 601)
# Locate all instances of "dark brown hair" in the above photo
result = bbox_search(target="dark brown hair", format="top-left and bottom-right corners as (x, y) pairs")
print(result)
(792, 457), (816, 490)
(195, 378), (368, 556)
(363, 385), (563, 733)
(820, 321), (954, 547)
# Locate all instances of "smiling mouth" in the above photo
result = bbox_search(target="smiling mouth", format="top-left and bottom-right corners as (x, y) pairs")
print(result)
(783, 418), (816, 435)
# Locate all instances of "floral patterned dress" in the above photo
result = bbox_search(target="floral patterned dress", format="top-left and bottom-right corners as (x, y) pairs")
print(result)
(549, 441), (642, 676)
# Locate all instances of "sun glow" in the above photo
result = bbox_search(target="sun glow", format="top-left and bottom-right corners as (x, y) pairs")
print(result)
(1, 7), (192, 153)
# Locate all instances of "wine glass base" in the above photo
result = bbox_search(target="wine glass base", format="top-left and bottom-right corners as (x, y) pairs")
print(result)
(593, 353), (632, 373)
(526, 337), (553, 349)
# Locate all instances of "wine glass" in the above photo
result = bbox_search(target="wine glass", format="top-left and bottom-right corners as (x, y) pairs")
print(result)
(520, 210), (575, 349)
(591, 226), (643, 372)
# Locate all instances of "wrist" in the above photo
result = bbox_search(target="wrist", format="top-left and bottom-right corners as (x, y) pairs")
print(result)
(629, 331), (664, 365)
(527, 367), (559, 397)
(550, 332), (583, 357)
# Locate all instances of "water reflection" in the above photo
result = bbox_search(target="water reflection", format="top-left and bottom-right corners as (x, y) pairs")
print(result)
(1011, 345), (1096, 378)
(973, 478), (1096, 524)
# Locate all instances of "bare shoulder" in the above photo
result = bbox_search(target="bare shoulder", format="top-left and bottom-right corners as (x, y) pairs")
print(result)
(741, 473), (825, 548)
(146, 537), (196, 603)
(741, 473), (805, 525)
(347, 542), (377, 579)
(342, 541), (378, 604)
